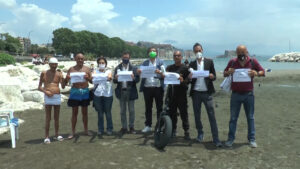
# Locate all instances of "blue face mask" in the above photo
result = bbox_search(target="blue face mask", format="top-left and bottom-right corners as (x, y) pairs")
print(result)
(122, 58), (129, 64)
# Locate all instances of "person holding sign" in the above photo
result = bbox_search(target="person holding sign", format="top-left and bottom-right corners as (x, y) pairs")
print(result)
(223, 45), (265, 148)
(137, 47), (165, 133)
(166, 51), (190, 140)
(113, 51), (140, 135)
(64, 53), (92, 139)
(188, 43), (221, 147)
(38, 57), (65, 144)
(92, 57), (113, 135)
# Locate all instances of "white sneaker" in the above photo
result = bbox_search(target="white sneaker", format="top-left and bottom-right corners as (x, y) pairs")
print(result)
(249, 140), (257, 148)
(142, 126), (152, 133)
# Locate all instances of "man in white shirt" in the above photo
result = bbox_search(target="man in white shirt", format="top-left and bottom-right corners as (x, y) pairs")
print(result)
(188, 43), (221, 147)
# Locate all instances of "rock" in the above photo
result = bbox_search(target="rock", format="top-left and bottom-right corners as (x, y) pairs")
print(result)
(22, 91), (44, 103)
(0, 101), (43, 112)
(269, 52), (300, 62)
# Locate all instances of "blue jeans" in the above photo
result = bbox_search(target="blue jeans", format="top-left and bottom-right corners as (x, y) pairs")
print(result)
(228, 92), (255, 141)
(192, 91), (219, 143)
(93, 96), (113, 132)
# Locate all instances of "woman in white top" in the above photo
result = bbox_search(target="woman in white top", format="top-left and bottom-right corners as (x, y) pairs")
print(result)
(93, 57), (113, 135)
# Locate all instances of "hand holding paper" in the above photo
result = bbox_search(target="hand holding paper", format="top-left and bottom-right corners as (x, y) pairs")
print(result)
(164, 72), (180, 84)
(70, 72), (86, 84)
(233, 69), (251, 82)
(117, 71), (133, 82)
(140, 65), (156, 78)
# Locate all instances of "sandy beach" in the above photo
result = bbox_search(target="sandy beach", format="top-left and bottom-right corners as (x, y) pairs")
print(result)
(0, 70), (300, 169)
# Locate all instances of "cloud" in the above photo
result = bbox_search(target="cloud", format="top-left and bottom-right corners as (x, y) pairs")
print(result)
(70, 0), (118, 31)
(0, 0), (16, 9)
(1, 2), (68, 43)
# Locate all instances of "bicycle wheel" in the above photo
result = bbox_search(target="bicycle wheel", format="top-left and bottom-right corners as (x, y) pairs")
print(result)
(154, 115), (172, 149)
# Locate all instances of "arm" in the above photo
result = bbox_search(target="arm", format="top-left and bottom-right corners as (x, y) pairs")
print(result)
(113, 67), (119, 84)
(209, 60), (216, 81)
(63, 69), (71, 87)
(60, 72), (66, 89)
(223, 60), (235, 77)
(133, 66), (140, 83)
(38, 72), (53, 97)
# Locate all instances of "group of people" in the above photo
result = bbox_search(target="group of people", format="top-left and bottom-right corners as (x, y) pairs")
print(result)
(38, 43), (265, 148)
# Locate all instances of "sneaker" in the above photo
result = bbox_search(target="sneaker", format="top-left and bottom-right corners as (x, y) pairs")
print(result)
(119, 128), (127, 135)
(214, 141), (223, 147)
(225, 140), (234, 147)
(196, 134), (204, 142)
(107, 131), (113, 136)
(97, 131), (103, 136)
(184, 131), (191, 140)
(142, 126), (152, 133)
(129, 127), (136, 134)
(249, 140), (257, 148)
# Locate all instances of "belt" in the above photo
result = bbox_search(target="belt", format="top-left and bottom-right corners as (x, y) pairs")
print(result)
(122, 88), (128, 91)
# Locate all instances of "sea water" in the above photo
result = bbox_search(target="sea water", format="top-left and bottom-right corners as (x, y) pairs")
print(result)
(162, 56), (300, 71)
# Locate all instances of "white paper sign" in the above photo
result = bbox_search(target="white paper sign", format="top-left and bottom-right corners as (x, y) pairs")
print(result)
(191, 70), (209, 78)
(164, 72), (180, 84)
(118, 71), (133, 82)
(92, 73), (108, 84)
(70, 72), (86, 84)
(233, 69), (251, 82)
(140, 66), (156, 78)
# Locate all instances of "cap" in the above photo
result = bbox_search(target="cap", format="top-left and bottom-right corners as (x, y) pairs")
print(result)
(49, 57), (58, 64)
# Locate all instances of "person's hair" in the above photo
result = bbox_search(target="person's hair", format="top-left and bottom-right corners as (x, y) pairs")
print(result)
(97, 56), (107, 67)
(122, 51), (131, 57)
(75, 52), (84, 58)
(147, 47), (157, 54)
(193, 43), (203, 51)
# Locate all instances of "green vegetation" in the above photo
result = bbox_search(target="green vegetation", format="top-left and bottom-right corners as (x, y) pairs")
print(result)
(52, 28), (147, 58)
(58, 65), (65, 69)
(25, 65), (34, 69)
(0, 53), (16, 66)
(0, 33), (23, 54)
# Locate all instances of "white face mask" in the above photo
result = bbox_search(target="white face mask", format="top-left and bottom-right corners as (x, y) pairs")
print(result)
(98, 64), (106, 70)
(196, 52), (202, 59)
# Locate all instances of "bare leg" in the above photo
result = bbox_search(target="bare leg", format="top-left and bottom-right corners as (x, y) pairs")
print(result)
(82, 106), (89, 135)
(70, 106), (79, 138)
(45, 105), (52, 138)
(53, 105), (60, 137)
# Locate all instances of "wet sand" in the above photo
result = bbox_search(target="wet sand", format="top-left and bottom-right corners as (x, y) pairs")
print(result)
(1, 70), (300, 169)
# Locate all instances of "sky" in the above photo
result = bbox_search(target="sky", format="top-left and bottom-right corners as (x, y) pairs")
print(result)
(1, 0), (300, 56)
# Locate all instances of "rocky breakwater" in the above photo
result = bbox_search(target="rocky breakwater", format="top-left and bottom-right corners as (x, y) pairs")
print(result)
(0, 60), (120, 112)
(269, 52), (300, 62)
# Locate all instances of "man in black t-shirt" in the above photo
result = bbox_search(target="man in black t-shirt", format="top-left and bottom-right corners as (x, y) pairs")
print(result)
(166, 51), (190, 140)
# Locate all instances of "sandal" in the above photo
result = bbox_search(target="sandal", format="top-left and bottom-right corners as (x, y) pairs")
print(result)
(68, 135), (74, 139)
(53, 136), (64, 141)
(44, 138), (51, 144)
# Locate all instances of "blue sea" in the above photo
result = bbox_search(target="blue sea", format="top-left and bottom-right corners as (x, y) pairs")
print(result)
(162, 56), (300, 71)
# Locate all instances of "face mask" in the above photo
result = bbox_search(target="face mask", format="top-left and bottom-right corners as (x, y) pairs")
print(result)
(196, 52), (202, 59)
(122, 58), (129, 64)
(98, 64), (106, 70)
(149, 51), (157, 59)
(238, 54), (246, 61)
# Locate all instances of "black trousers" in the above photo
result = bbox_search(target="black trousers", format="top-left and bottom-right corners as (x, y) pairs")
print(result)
(168, 90), (189, 132)
(143, 87), (164, 127)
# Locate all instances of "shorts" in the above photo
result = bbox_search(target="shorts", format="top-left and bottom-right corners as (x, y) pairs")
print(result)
(67, 88), (90, 107)
(44, 94), (61, 105)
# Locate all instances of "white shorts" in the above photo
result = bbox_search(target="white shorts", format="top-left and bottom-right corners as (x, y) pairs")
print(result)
(44, 94), (61, 105)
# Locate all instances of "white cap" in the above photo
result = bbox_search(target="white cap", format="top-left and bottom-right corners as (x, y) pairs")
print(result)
(49, 57), (58, 64)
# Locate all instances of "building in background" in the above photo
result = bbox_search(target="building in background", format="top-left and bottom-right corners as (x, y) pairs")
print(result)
(18, 37), (31, 54)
